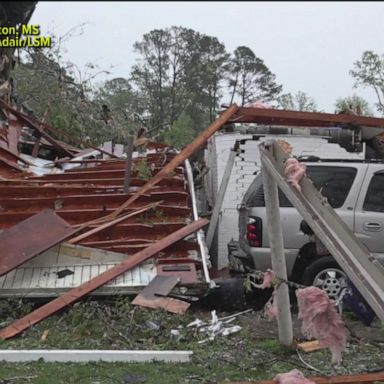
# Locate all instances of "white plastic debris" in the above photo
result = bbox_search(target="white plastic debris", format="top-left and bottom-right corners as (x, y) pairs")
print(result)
(170, 329), (181, 339)
(222, 325), (242, 336)
(187, 319), (205, 328)
(191, 310), (243, 344)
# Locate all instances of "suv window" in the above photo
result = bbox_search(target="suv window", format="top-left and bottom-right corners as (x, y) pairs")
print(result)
(363, 174), (384, 212)
(251, 166), (357, 208)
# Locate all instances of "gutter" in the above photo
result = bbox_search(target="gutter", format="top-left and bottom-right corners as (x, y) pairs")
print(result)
(184, 159), (212, 285)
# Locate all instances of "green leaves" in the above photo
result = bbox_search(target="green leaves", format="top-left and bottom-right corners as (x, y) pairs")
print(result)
(335, 95), (373, 116)
(350, 51), (384, 113)
(11, 25), (285, 148)
(227, 46), (282, 106)
(277, 91), (318, 112)
(131, 26), (225, 132)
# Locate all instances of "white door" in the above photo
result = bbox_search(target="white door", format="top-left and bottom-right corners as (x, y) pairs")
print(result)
(354, 164), (384, 265)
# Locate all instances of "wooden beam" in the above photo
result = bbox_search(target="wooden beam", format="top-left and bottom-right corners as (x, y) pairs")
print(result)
(123, 135), (134, 193)
(261, 157), (293, 346)
(227, 372), (384, 384)
(0, 218), (209, 339)
(68, 201), (163, 242)
(206, 146), (237, 260)
(97, 104), (238, 223)
(227, 107), (384, 128)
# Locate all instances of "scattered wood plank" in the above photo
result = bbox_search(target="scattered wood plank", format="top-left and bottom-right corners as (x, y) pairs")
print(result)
(132, 275), (190, 314)
(0, 349), (193, 363)
(0, 218), (208, 339)
(226, 372), (384, 384)
(0, 209), (78, 277)
(40, 330), (49, 341)
(297, 340), (324, 353)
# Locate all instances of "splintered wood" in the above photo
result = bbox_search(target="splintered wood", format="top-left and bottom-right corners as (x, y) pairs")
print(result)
(132, 275), (190, 314)
(297, 340), (323, 353)
(227, 372), (384, 384)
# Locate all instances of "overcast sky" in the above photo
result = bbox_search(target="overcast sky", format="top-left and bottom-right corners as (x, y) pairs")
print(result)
(30, 1), (384, 114)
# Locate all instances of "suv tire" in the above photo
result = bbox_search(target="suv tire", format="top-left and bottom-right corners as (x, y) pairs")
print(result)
(302, 256), (347, 300)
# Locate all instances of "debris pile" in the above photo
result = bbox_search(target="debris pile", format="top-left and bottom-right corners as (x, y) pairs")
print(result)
(187, 309), (246, 343)
(0, 100), (239, 339)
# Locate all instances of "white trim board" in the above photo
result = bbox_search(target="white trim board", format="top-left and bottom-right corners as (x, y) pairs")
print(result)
(0, 350), (193, 363)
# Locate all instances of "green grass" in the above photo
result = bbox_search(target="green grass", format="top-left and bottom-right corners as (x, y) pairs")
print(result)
(0, 361), (286, 384)
(0, 298), (383, 383)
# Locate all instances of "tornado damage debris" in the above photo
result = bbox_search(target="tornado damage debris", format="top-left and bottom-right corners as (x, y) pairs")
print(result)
(1, 2), (384, 383)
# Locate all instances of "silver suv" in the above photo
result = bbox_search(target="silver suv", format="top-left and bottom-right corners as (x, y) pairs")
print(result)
(228, 159), (384, 299)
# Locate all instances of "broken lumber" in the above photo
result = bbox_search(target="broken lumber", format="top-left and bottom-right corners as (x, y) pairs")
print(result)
(68, 201), (163, 243)
(262, 157), (293, 346)
(132, 275), (190, 314)
(226, 372), (384, 384)
(226, 106), (384, 128)
(0, 99), (117, 159)
(297, 340), (324, 353)
(0, 218), (208, 339)
(0, 102), (75, 158)
(96, 104), (239, 223)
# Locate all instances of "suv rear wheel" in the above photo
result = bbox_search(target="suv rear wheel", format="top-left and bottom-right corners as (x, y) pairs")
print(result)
(302, 256), (347, 300)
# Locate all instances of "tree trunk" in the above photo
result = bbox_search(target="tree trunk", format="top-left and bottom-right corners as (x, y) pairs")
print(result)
(229, 72), (238, 105)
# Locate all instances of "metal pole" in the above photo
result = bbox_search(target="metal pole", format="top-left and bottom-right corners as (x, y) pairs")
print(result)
(206, 146), (237, 256)
(123, 135), (134, 194)
(261, 156), (293, 346)
(184, 160), (212, 285)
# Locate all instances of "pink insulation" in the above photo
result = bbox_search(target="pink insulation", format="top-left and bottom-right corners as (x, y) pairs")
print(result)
(264, 298), (278, 321)
(284, 158), (306, 192)
(254, 270), (278, 321)
(296, 286), (347, 364)
(254, 269), (276, 289)
(261, 270), (276, 289)
(245, 100), (272, 109)
(274, 369), (316, 384)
